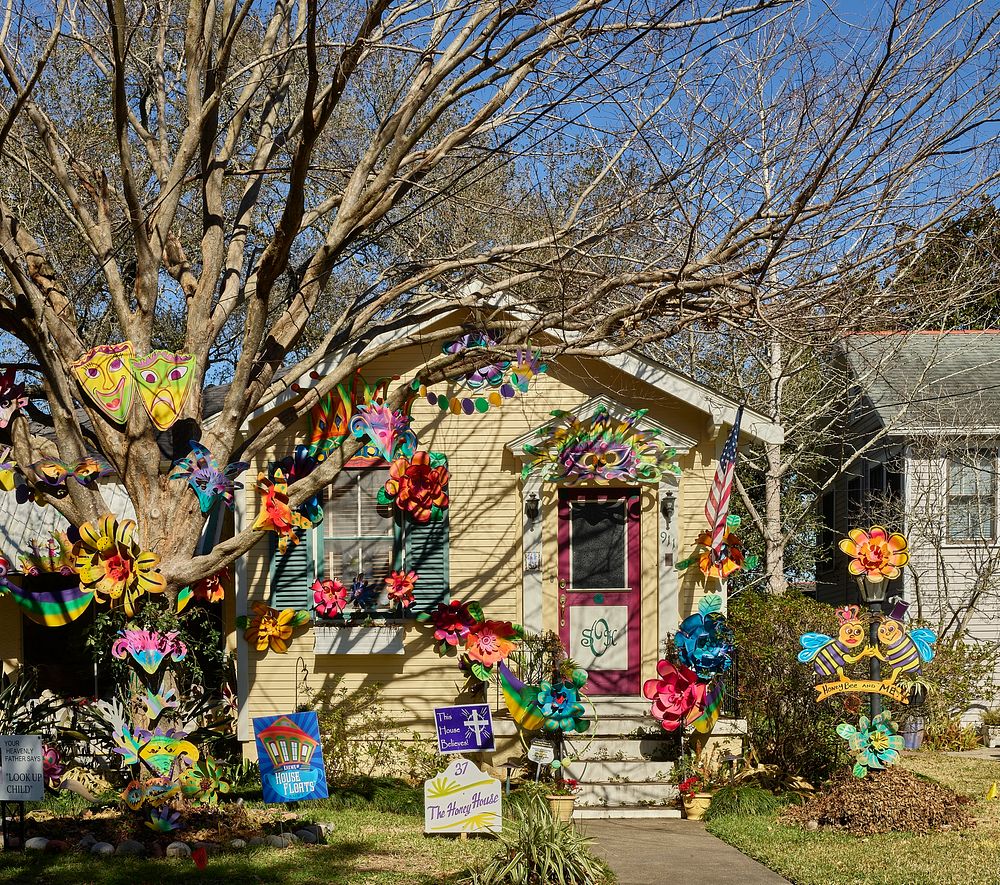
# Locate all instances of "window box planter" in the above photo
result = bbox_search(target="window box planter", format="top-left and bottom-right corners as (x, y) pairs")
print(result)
(313, 623), (405, 655)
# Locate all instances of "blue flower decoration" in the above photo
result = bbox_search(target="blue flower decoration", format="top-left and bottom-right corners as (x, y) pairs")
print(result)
(536, 670), (590, 733)
(675, 594), (734, 680)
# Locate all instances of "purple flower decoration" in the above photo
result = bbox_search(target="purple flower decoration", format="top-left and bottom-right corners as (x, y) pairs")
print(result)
(170, 441), (249, 513)
(111, 629), (188, 675)
(145, 806), (183, 833)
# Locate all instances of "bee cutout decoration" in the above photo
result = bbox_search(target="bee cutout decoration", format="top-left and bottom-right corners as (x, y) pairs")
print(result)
(798, 605), (869, 682)
(875, 600), (936, 682)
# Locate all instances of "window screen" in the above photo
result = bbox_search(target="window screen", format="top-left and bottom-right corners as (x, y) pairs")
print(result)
(570, 500), (626, 589)
(948, 455), (995, 541)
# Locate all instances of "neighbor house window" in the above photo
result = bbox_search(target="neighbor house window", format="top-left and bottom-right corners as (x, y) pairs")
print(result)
(947, 455), (995, 541)
(322, 467), (396, 603)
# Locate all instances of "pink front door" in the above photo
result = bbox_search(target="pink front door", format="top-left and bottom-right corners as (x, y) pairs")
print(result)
(557, 489), (641, 696)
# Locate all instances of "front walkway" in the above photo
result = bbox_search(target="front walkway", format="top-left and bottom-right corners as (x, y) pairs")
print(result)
(582, 819), (789, 885)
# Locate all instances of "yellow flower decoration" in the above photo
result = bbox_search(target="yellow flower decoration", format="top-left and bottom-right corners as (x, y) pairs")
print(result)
(243, 601), (309, 654)
(839, 525), (908, 583)
(76, 515), (165, 616)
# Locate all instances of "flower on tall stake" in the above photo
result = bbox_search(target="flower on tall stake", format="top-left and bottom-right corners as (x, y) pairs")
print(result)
(642, 660), (700, 732)
(419, 599), (479, 650)
(464, 619), (518, 668)
(536, 670), (590, 733)
(839, 526), (908, 583)
(242, 601), (310, 654)
(385, 570), (418, 608)
(179, 755), (232, 805)
(75, 516), (166, 616)
(836, 710), (905, 778)
(695, 529), (745, 579)
(42, 744), (63, 789)
(312, 577), (349, 618)
(675, 594), (734, 681)
(378, 451), (449, 523)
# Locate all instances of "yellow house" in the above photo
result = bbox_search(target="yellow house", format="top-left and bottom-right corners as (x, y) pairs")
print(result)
(234, 322), (781, 814)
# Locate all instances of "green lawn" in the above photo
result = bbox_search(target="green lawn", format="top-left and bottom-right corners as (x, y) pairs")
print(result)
(0, 808), (487, 885)
(708, 752), (1000, 885)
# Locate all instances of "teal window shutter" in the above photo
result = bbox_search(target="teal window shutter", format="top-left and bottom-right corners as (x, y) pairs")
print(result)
(269, 528), (313, 610)
(402, 514), (450, 614)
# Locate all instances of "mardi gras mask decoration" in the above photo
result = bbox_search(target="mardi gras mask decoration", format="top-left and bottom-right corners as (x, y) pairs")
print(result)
(349, 402), (418, 462)
(111, 628), (188, 675)
(70, 342), (136, 425)
(170, 442), (249, 513)
(130, 350), (196, 431)
(0, 369), (27, 428)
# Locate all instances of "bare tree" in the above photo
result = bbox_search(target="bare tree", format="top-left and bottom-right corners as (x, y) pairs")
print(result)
(0, 0), (997, 605)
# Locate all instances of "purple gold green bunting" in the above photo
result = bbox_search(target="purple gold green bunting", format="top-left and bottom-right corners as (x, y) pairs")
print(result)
(497, 661), (546, 732)
(522, 405), (681, 484)
(3, 581), (95, 627)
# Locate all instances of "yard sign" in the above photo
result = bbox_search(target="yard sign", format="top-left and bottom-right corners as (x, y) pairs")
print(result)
(433, 704), (495, 754)
(253, 712), (329, 803)
(0, 735), (44, 801)
(424, 758), (502, 834)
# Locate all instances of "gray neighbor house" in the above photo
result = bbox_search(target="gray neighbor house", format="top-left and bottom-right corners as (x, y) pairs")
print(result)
(816, 331), (1000, 706)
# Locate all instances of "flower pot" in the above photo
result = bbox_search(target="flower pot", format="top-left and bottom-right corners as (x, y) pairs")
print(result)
(983, 724), (1000, 749)
(546, 795), (576, 822)
(682, 792), (713, 821)
(901, 718), (925, 751)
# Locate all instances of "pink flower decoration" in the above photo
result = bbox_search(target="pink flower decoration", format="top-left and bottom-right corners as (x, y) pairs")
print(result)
(429, 600), (477, 646)
(312, 578), (349, 618)
(111, 629), (188, 675)
(385, 570), (418, 608)
(642, 660), (699, 732)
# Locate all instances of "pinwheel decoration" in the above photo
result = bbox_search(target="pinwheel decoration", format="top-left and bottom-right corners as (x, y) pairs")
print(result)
(675, 594), (735, 681)
(837, 710), (905, 778)
(170, 441), (249, 513)
(312, 577), (349, 618)
(537, 671), (590, 733)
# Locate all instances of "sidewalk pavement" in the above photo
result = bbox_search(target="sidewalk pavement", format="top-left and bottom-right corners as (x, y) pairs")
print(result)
(581, 818), (790, 885)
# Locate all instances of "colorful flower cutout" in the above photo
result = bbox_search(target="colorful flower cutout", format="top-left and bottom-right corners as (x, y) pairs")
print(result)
(179, 755), (231, 805)
(42, 744), (63, 790)
(170, 441), (249, 513)
(145, 806), (183, 833)
(253, 469), (313, 552)
(76, 516), (166, 616)
(378, 451), (449, 523)
(385, 570), (418, 608)
(192, 567), (229, 603)
(312, 577), (349, 618)
(242, 601), (310, 654)
(111, 628), (188, 675)
(675, 594), (734, 681)
(537, 670), (590, 733)
(465, 619), (518, 668)
(421, 599), (478, 649)
(695, 529), (746, 579)
(839, 526), (908, 583)
(837, 710), (905, 777)
(642, 660), (700, 732)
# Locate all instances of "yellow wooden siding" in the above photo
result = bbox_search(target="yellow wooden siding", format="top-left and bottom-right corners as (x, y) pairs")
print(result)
(241, 349), (724, 745)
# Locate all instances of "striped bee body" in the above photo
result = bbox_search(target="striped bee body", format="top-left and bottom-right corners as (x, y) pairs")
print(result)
(811, 642), (851, 679)
(881, 635), (922, 676)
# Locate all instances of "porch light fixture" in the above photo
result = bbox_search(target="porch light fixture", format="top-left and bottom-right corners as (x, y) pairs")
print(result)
(661, 489), (675, 521)
(524, 492), (540, 522)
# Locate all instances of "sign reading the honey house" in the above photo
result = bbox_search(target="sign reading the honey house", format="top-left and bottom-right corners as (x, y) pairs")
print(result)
(424, 759), (502, 835)
(253, 712), (329, 803)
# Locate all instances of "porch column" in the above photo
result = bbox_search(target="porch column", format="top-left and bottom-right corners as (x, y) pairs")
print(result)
(521, 474), (544, 633)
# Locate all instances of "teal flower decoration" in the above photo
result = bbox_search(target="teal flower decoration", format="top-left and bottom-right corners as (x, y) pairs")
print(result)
(836, 710), (904, 777)
(536, 670), (590, 734)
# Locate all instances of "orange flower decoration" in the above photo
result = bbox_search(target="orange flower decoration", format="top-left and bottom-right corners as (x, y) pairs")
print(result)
(839, 526), (908, 583)
(385, 570), (418, 608)
(695, 530), (745, 579)
(243, 601), (309, 654)
(193, 567), (229, 603)
(252, 469), (312, 553)
(465, 619), (518, 667)
(380, 452), (449, 523)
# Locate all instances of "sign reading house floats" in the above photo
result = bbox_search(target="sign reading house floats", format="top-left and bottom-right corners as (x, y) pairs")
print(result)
(0, 734), (44, 801)
(433, 704), (495, 754)
(252, 712), (329, 804)
(424, 759), (502, 834)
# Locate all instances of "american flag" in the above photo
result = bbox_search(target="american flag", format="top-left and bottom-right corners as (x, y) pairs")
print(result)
(705, 406), (744, 556)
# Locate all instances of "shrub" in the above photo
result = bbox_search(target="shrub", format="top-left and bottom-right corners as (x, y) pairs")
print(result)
(924, 716), (981, 751)
(905, 634), (999, 727)
(781, 767), (973, 835)
(462, 795), (613, 885)
(981, 708), (1000, 726)
(727, 589), (846, 783)
(704, 784), (781, 821)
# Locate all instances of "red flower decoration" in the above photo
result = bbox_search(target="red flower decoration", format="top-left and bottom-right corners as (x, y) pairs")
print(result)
(312, 578), (349, 618)
(465, 620), (518, 667)
(385, 570), (418, 608)
(642, 659), (700, 732)
(429, 600), (477, 646)
(193, 567), (229, 603)
(382, 452), (449, 523)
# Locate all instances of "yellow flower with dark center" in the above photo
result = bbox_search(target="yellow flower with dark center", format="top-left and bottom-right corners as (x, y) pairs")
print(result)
(75, 515), (165, 617)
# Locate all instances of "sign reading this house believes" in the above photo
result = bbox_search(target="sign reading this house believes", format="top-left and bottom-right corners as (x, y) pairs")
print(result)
(433, 704), (495, 754)
(252, 712), (329, 803)
(0, 734), (44, 801)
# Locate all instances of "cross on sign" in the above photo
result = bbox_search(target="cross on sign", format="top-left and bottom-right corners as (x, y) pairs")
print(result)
(463, 709), (490, 746)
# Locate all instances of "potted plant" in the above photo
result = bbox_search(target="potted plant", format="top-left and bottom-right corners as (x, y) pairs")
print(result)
(982, 709), (1000, 748)
(545, 777), (579, 822)
(671, 752), (721, 821)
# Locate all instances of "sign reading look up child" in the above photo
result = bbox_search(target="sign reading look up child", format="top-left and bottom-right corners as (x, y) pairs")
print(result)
(0, 735), (44, 801)
(253, 712), (329, 804)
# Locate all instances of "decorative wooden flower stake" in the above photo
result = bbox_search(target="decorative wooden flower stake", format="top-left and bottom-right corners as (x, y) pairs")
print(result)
(252, 469), (313, 553)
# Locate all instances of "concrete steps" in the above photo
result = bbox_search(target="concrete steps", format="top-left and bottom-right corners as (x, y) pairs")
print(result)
(575, 805), (683, 820)
(576, 780), (678, 808)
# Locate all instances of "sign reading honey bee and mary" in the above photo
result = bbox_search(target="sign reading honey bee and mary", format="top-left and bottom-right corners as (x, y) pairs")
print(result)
(253, 712), (329, 803)
(798, 601), (936, 703)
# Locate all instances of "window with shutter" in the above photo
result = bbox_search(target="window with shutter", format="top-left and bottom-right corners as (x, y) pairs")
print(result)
(269, 528), (313, 610)
(399, 514), (450, 613)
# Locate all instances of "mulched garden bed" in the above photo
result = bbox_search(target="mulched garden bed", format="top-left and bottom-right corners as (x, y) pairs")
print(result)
(781, 766), (974, 835)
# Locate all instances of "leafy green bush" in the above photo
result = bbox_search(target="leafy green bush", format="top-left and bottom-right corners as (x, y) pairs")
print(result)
(462, 795), (613, 885)
(923, 717), (981, 751)
(728, 589), (846, 783)
(904, 634), (999, 728)
(704, 784), (781, 821)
